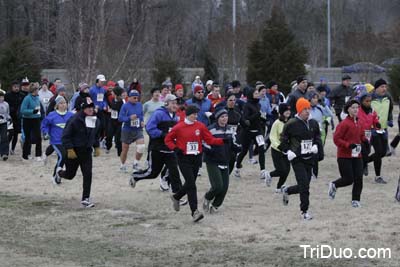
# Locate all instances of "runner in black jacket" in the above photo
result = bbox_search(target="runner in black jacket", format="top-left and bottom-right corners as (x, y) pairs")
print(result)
(278, 98), (322, 220)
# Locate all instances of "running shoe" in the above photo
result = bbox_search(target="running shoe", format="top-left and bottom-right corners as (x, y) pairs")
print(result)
(262, 170), (272, 186)
(202, 196), (211, 212)
(129, 176), (137, 188)
(209, 206), (218, 214)
(81, 198), (95, 208)
(328, 182), (336, 199)
(159, 176), (170, 192)
(233, 168), (241, 178)
(363, 165), (368, 176)
(275, 185), (286, 194)
(351, 200), (361, 208)
(282, 187), (289, 206)
(375, 176), (387, 184)
(248, 158), (258, 164)
(170, 195), (180, 211)
(192, 210), (204, 222)
(301, 211), (313, 220)
(179, 198), (188, 206)
(52, 167), (63, 185)
(2, 155), (8, 161)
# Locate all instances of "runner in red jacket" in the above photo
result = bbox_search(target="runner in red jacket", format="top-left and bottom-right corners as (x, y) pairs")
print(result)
(329, 99), (368, 208)
(165, 105), (227, 222)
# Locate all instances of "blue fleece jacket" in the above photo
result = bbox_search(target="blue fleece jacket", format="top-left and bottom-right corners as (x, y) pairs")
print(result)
(185, 97), (212, 126)
(118, 101), (144, 132)
(41, 111), (74, 144)
(20, 94), (42, 119)
(89, 85), (108, 110)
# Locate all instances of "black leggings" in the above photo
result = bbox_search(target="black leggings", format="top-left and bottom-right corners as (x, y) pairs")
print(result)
(22, 118), (42, 159)
(133, 150), (182, 193)
(286, 160), (313, 213)
(368, 133), (388, 177)
(334, 158), (363, 201)
(58, 150), (93, 200)
(270, 148), (290, 189)
(173, 154), (202, 214)
(236, 130), (265, 170)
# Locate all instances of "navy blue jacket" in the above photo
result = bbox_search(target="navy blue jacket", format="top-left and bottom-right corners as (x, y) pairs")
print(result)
(203, 123), (241, 165)
(62, 111), (100, 153)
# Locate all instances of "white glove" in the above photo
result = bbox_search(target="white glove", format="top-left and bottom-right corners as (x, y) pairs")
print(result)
(205, 112), (212, 118)
(311, 144), (318, 154)
(287, 150), (297, 161)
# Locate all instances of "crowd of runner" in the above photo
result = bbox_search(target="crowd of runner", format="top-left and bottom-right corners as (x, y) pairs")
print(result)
(0, 74), (399, 221)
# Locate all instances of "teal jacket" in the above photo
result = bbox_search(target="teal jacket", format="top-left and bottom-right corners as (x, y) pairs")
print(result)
(20, 94), (42, 119)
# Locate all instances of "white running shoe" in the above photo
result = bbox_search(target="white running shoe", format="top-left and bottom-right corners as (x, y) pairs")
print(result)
(120, 164), (127, 173)
(52, 167), (63, 185)
(262, 170), (272, 186)
(275, 185), (286, 194)
(248, 158), (258, 164)
(132, 162), (141, 171)
(35, 156), (43, 162)
(233, 168), (241, 178)
(81, 198), (95, 208)
(159, 176), (170, 192)
(351, 200), (361, 208)
(301, 211), (313, 220)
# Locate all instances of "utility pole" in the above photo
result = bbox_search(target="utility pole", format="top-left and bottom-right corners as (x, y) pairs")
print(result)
(327, 0), (331, 67)
(232, 0), (237, 79)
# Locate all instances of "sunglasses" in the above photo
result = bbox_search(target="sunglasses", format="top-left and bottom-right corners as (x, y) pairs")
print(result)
(196, 91), (204, 94)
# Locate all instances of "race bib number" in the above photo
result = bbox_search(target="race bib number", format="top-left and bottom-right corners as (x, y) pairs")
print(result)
(352, 144), (361, 157)
(255, 134), (265, 146)
(301, 140), (313, 154)
(85, 116), (97, 128)
(97, 93), (104, 102)
(130, 118), (140, 128)
(7, 121), (13, 130)
(376, 129), (385, 134)
(345, 96), (350, 102)
(364, 130), (371, 141)
(260, 112), (267, 119)
(43, 98), (50, 104)
(186, 142), (199, 155)
(111, 109), (118, 119)
(36, 106), (41, 116)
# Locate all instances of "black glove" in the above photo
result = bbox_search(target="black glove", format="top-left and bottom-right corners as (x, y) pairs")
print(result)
(173, 147), (183, 155)
(349, 143), (357, 149)
(223, 137), (230, 144)
(33, 109), (39, 114)
(376, 122), (381, 129)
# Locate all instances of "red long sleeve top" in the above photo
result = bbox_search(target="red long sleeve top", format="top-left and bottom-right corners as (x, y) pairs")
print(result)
(165, 120), (224, 155)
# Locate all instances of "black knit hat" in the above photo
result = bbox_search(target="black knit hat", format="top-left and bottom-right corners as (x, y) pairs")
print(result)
(374, 78), (387, 89)
(278, 103), (290, 115)
(112, 86), (124, 97)
(185, 105), (200, 116)
(296, 76), (307, 85)
(231, 80), (241, 88)
(267, 80), (277, 89)
(343, 99), (360, 114)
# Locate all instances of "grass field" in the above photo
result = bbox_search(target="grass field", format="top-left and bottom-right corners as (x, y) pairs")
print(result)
(0, 117), (399, 267)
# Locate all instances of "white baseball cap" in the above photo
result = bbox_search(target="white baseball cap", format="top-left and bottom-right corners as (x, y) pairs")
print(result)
(206, 80), (213, 86)
(96, 74), (106, 82)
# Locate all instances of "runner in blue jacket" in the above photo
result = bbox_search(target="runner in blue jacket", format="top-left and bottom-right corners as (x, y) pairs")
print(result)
(41, 96), (74, 184)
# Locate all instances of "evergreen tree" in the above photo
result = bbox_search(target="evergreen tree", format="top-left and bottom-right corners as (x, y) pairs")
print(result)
(202, 48), (219, 82)
(388, 64), (400, 101)
(152, 56), (183, 87)
(0, 38), (41, 90)
(246, 6), (307, 94)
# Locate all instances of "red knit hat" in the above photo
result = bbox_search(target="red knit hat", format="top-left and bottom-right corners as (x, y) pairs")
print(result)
(296, 97), (311, 113)
(175, 84), (184, 91)
(194, 85), (204, 94)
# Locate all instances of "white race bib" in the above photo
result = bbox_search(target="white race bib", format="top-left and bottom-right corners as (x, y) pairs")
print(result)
(351, 144), (361, 158)
(130, 118), (140, 128)
(186, 142), (199, 155)
(301, 140), (313, 154)
(97, 93), (104, 102)
(85, 116), (97, 128)
(228, 125), (237, 133)
(255, 134), (265, 146)
(365, 130), (371, 141)
(345, 96), (350, 102)
(111, 109), (118, 119)
(36, 106), (41, 116)
(376, 129), (385, 134)
(43, 98), (49, 104)
(7, 121), (13, 130)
